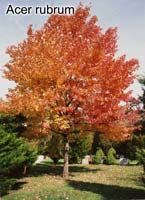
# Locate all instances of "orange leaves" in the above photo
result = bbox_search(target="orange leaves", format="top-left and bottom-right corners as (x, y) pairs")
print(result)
(0, 5), (140, 140)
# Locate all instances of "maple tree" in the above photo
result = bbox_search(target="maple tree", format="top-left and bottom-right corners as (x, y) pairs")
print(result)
(0, 6), (140, 178)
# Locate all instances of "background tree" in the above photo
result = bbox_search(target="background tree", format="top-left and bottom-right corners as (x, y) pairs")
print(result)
(0, 6), (139, 179)
(118, 77), (145, 160)
(138, 77), (145, 135)
(38, 134), (64, 165)
(69, 132), (92, 164)
(136, 148), (145, 172)
(114, 134), (145, 160)
(91, 131), (115, 155)
(38, 131), (92, 164)
(132, 77), (145, 173)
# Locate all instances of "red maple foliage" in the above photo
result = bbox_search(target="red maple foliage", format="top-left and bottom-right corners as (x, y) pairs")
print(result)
(0, 6), (140, 178)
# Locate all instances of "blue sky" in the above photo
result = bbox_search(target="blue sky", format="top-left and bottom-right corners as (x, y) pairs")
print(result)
(0, 0), (145, 98)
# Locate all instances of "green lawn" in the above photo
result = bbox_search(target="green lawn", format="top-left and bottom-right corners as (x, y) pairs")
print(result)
(2, 162), (145, 200)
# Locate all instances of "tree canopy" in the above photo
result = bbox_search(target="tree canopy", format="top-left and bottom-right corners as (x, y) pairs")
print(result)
(0, 6), (139, 139)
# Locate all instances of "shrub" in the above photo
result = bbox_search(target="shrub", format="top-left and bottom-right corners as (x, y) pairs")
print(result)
(0, 125), (37, 176)
(93, 148), (104, 164)
(128, 160), (139, 166)
(0, 176), (16, 196)
(106, 147), (117, 165)
(0, 125), (37, 195)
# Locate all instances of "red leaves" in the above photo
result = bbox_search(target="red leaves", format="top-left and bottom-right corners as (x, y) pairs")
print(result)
(102, 27), (118, 56)
(0, 5), (140, 140)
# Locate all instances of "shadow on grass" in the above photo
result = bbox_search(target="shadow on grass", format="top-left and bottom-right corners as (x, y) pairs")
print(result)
(28, 163), (62, 176)
(27, 163), (100, 177)
(0, 180), (27, 197)
(12, 181), (27, 190)
(68, 180), (145, 200)
(119, 175), (145, 188)
(70, 165), (100, 173)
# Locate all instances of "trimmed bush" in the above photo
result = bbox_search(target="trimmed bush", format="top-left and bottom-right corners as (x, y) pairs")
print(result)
(106, 147), (117, 165)
(93, 148), (104, 164)
(128, 160), (139, 166)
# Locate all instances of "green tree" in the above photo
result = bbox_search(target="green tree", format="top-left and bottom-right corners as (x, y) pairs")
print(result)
(0, 113), (26, 136)
(0, 125), (37, 195)
(120, 78), (145, 161)
(137, 77), (145, 136)
(39, 134), (64, 165)
(38, 132), (92, 164)
(0, 125), (37, 176)
(91, 131), (115, 155)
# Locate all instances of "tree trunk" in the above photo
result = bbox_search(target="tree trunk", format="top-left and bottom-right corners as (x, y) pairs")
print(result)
(63, 135), (69, 179)
(22, 163), (27, 175)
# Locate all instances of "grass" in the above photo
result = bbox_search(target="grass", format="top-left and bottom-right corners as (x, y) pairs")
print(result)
(1, 161), (145, 200)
